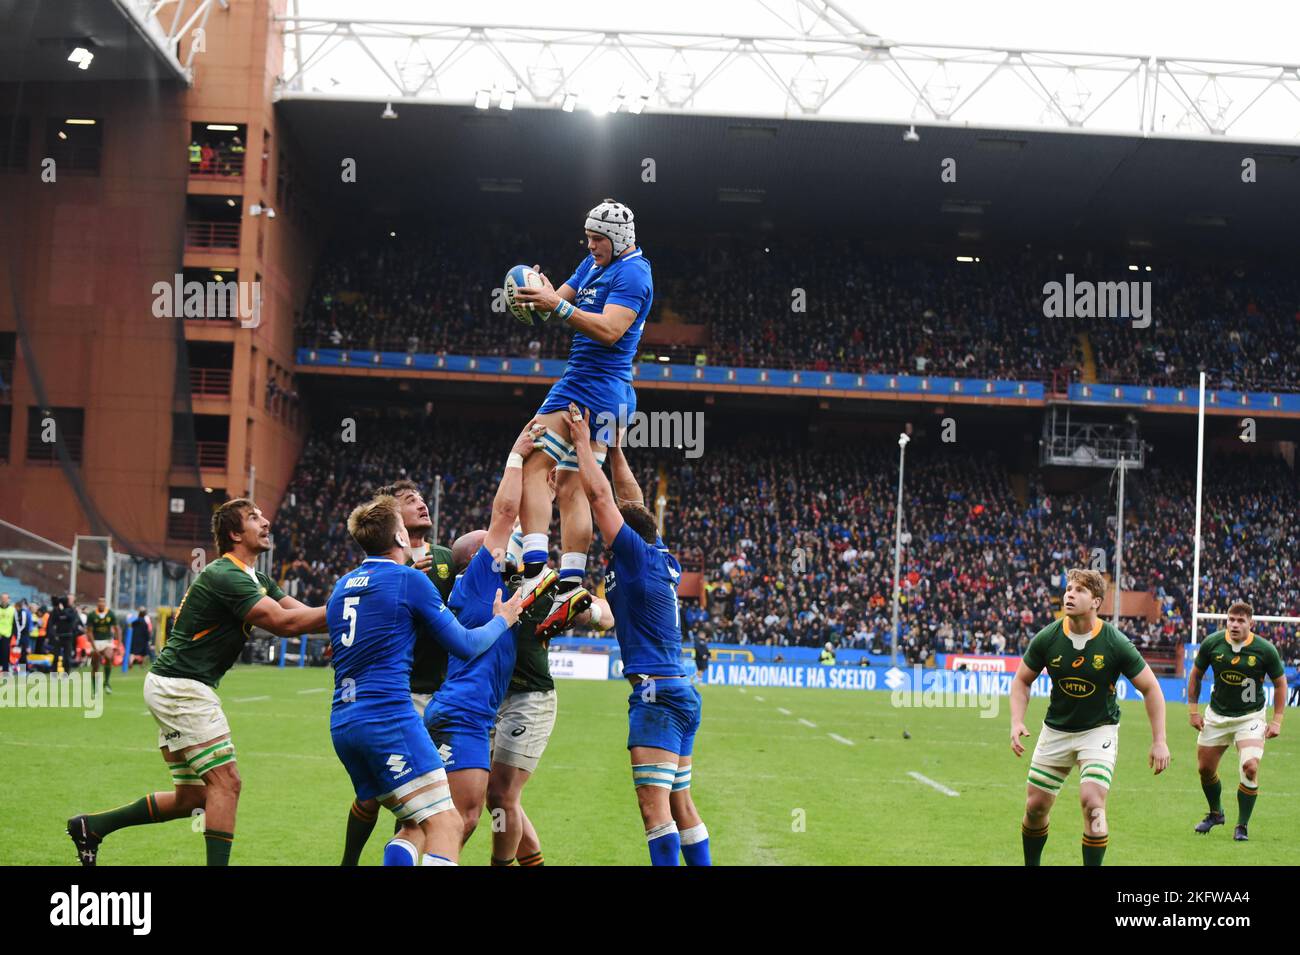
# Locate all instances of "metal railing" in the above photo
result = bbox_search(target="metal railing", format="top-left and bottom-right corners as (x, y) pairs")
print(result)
(172, 440), (228, 470)
(189, 367), (232, 397)
(189, 146), (246, 179)
(185, 221), (240, 251)
(166, 512), (209, 543)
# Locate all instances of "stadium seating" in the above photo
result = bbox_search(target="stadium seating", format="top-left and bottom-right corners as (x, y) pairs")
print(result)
(296, 235), (1300, 393)
(273, 410), (1300, 665)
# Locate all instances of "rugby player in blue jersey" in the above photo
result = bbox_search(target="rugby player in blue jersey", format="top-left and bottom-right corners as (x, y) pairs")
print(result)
(328, 495), (526, 866)
(568, 403), (711, 866)
(510, 199), (654, 628)
(423, 423), (569, 849)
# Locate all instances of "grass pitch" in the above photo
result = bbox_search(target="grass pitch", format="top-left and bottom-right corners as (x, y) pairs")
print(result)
(1, 665), (1295, 865)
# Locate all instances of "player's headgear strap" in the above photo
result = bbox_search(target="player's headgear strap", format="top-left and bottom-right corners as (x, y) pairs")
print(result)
(585, 198), (636, 257)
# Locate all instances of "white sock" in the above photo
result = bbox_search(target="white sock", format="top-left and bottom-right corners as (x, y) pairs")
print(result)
(423, 853), (457, 866)
(679, 822), (709, 846)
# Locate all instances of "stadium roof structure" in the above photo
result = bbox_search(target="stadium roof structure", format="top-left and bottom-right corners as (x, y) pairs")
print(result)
(0, 0), (222, 84)
(275, 98), (1300, 255)
(273, 3), (1300, 145)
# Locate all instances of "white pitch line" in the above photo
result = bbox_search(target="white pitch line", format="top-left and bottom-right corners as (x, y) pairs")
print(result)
(754, 695), (765, 702)
(797, 718), (817, 728)
(908, 771), (960, 797)
(297, 687), (329, 694)
(230, 695), (271, 703)
(776, 707), (791, 715)
(828, 733), (855, 746)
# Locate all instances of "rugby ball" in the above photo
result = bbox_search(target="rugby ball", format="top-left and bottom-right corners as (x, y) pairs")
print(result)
(503, 264), (550, 326)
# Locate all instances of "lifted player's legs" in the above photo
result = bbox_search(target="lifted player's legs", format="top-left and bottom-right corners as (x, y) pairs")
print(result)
(631, 744), (680, 866)
(1195, 743), (1228, 832)
(377, 774), (461, 865)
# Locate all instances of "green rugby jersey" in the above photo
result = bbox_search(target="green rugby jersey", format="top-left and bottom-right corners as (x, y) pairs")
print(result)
(88, 610), (118, 640)
(1022, 618), (1147, 732)
(1195, 630), (1284, 718)
(153, 553), (285, 688)
(508, 617), (553, 695)
(409, 544), (455, 696)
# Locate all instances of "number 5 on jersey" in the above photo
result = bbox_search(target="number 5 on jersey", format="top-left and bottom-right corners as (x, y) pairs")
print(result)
(340, 596), (360, 647)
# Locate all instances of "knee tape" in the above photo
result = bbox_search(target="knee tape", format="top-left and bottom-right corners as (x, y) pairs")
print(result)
(185, 739), (236, 777)
(1240, 746), (1264, 786)
(632, 762), (677, 789)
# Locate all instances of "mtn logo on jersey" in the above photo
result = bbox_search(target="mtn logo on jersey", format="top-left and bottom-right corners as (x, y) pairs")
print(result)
(1058, 677), (1096, 698)
(1219, 670), (1246, 685)
(386, 754), (411, 779)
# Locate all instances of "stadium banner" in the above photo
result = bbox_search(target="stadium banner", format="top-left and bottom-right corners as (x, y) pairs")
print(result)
(939, 653), (1021, 672)
(296, 349), (1044, 401)
(1069, 381), (1300, 413)
(547, 650), (610, 681)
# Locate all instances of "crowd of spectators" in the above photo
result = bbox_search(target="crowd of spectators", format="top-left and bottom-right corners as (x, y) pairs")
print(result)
(296, 233), (1300, 393)
(272, 410), (1300, 668)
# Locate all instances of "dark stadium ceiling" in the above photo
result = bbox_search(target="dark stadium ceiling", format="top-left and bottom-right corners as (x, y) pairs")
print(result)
(0, 0), (184, 83)
(277, 100), (1300, 257)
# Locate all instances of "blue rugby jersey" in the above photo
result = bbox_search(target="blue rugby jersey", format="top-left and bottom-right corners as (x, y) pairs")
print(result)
(429, 547), (520, 724)
(560, 249), (653, 386)
(604, 525), (687, 678)
(327, 557), (508, 726)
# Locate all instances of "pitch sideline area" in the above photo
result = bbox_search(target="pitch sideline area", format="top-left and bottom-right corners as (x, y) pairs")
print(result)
(2, 666), (1295, 866)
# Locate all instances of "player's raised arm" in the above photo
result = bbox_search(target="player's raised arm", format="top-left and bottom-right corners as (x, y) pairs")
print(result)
(567, 403), (625, 543)
(408, 570), (522, 661)
(1009, 661), (1039, 757)
(486, 419), (546, 557)
(607, 433), (644, 507)
(244, 595), (326, 636)
(1130, 665), (1170, 774)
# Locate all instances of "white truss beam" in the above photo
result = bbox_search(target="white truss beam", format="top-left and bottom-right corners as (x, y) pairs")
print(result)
(272, 5), (1300, 143)
(112, 0), (227, 84)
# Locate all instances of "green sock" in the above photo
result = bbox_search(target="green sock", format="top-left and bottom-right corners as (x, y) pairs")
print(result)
(86, 794), (159, 838)
(341, 801), (379, 866)
(205, 829), (234, 866)
(1021, 822), (1048, 866)
(1202, 775), (1223, 813)
(1082, 834), (1108, 866)
(1237, 784), (1258, 826)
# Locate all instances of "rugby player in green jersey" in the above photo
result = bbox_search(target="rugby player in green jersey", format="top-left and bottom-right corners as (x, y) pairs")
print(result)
(1187, 601), (1286, 841)
(1010, 568), (1170, 865)
(67, 499), (326, 866)
(86, 596), (121, 696)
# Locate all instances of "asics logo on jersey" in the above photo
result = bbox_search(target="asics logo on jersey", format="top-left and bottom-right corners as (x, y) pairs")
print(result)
(386, 754), (409, 778)
(510, 726), (526, 738)
(1102, 739), (1112, 749)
